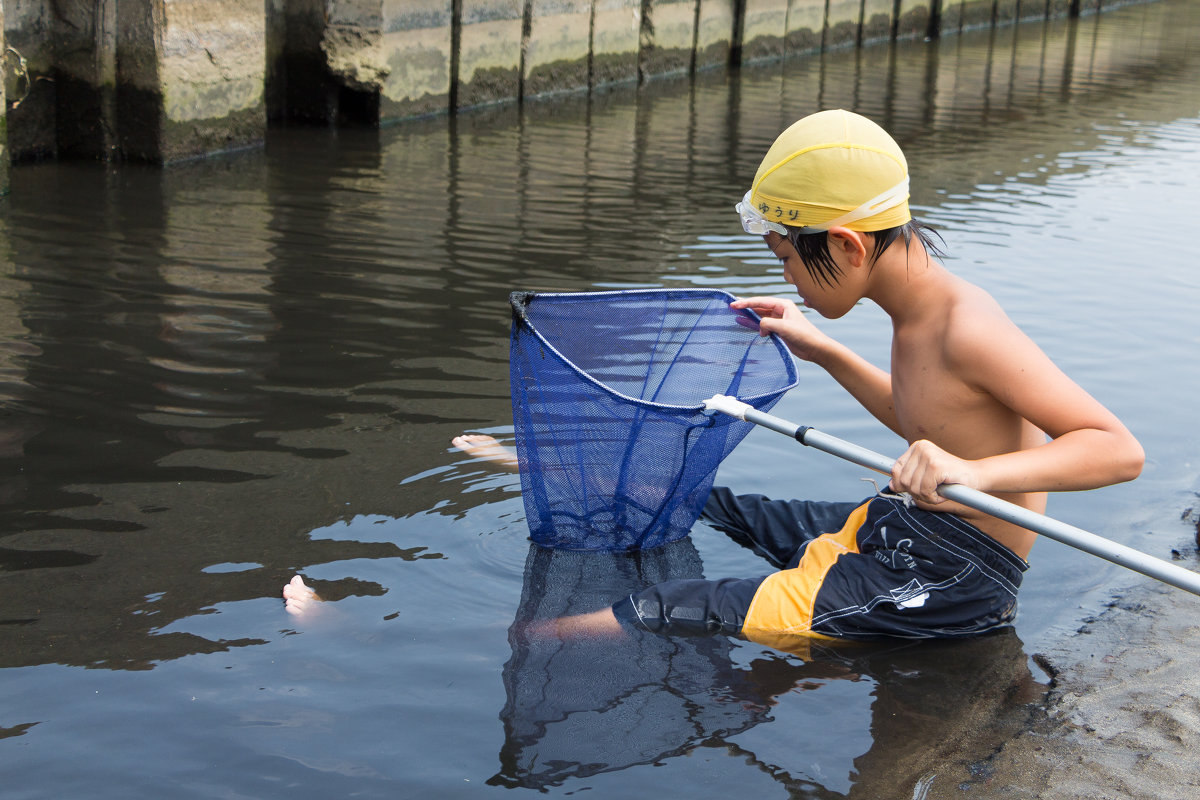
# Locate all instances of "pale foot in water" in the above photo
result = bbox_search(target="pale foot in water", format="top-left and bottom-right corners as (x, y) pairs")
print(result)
(451, 433), (519, 470)
(283, 575), (322, 618)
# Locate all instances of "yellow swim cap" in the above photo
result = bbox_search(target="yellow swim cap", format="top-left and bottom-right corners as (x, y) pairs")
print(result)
(748, 109), (910, 233)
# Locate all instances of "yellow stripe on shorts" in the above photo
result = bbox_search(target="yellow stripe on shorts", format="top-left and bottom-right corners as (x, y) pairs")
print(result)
(742, 501), (871, 643)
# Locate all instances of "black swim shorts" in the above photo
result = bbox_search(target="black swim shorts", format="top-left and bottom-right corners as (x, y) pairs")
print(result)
(611, 487), (1028, 645)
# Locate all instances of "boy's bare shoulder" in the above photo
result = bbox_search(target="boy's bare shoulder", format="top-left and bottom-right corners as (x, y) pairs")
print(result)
(937, 276), (1092, 435)
(940, 279), (1032, 372)
(945, 276), (1010, 325)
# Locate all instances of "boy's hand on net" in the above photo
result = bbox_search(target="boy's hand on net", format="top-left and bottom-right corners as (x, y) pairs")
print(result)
(730, 297), (834, 363)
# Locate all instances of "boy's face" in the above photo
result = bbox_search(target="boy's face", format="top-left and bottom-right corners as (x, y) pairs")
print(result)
(764, 232), (861, 319)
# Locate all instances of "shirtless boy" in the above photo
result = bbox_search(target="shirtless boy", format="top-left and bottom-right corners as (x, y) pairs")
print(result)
(289, 110), (1143, 646)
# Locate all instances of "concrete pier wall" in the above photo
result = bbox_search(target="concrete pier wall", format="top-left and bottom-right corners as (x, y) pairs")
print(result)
(592, 0), (641, 82)
(524, 0), (592, 95)
(151, 0), (266, 162)
(378, 1), (454, 119)
(0, 0), (1155, 185)
(458, 0), (525, 107)
(5, 0), (55, 161)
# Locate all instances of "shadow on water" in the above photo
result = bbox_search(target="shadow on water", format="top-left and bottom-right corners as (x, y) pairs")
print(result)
(492, 540), (1045, 796)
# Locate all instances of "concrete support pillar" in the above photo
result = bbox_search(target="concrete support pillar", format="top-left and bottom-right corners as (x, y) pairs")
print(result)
(524, 0), (593, 97)
(117, 0), (266, 163)
(639, 0), (697, 79)
(377, 1), (453, 120)
(55, 0), (118, 159)
(591, 0), (641, 85)
(742, 0), (788, 63)
(458, 0), (524, 108)
(4, 0), (264, 163)
(321, 0), (386, 120)
(159, 0), (266, 159)
(4, 0), (56, 160)
(297, 0), (453, 123)
(266, 0), (340, 122)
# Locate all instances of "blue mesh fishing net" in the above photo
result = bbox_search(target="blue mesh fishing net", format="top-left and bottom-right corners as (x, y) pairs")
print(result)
(509, 288), (798, 551)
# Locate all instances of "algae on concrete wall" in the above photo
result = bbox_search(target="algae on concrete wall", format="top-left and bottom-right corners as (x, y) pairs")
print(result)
(0, 0), (1156, 168)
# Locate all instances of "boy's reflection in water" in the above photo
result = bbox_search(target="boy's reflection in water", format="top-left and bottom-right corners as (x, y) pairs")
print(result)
(490, 538), (1046, 795)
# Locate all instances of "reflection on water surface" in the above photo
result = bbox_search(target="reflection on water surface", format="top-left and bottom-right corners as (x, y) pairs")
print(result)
(494, 540), (1042, 794)
(1, 2), (1199, 797)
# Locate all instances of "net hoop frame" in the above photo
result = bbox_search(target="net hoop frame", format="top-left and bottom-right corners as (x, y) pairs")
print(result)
(510, 287), (799, 414)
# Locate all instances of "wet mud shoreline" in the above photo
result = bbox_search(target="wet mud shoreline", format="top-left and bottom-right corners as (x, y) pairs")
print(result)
(926, 545), (1200, 799)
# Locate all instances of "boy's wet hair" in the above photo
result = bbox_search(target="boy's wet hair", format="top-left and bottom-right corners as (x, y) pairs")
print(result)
(785, 220), (948, 288)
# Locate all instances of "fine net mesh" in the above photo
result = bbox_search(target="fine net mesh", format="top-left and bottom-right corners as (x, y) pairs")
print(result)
(509, 288), (798, 551)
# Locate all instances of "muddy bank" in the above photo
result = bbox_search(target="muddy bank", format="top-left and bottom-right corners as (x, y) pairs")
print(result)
(925, 559), (1200, 799)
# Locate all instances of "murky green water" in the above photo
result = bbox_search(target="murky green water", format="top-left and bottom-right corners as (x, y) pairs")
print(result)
(2, 1), (1199, 797)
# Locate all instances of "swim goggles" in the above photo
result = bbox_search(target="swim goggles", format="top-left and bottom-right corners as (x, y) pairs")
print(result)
(735, 178), (910, 235)
(735, 191), (789, 236)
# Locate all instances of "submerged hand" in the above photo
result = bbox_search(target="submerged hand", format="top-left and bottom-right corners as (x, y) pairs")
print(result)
(730, 296), (835, 363)
(889, 439), (980, 505)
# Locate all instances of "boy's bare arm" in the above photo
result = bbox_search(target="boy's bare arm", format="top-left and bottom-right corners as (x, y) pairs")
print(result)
(892, 308), (1143, 504)
(732, 296), (903, 435)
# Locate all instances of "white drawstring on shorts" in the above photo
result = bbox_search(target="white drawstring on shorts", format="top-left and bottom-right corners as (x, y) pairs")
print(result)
(862, 476), (914, 507)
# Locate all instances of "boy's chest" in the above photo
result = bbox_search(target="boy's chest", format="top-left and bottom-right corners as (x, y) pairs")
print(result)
(890, 338), (984, 442)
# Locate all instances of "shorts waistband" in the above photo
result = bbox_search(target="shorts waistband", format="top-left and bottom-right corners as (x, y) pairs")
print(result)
(864, 495), (1028, 586)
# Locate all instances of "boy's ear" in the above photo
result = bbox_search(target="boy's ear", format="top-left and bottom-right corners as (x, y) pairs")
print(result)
(826, 226), (869, 268)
